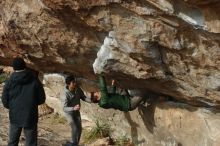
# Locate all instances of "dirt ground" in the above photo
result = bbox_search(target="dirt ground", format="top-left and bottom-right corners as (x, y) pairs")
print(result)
(0, 103), (73, 146)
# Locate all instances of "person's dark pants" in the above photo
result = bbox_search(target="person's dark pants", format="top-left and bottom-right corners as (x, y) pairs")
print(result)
(129, 96), (144, 110)
(8, 124), (37, 146)
(70, 111), (82, 146)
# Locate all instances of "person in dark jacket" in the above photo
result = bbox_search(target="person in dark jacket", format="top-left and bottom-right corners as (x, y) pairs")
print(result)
(1, 57), (46, 146)
(61, 75), (92, 146)
(92, 75), (144, 112)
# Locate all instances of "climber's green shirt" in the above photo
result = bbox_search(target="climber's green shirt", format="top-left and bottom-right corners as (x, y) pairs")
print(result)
(98, 75), (130, 112)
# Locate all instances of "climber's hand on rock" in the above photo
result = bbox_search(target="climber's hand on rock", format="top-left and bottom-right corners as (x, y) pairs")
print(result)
(111, 79), (115, 86)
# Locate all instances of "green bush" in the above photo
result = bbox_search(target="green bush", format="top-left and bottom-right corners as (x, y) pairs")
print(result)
(84, 120), (111, 143)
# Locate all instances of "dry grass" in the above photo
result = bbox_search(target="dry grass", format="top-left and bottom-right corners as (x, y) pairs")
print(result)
(114, 135), (134, 146)
(53, 113), (67, 124)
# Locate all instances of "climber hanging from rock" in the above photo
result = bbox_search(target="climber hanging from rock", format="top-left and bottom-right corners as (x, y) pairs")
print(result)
(92, 31), (147, 111)
(91, 75), (145, 112)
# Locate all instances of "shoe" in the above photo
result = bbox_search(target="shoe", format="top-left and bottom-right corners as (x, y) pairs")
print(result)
(62, 141), (74, 146)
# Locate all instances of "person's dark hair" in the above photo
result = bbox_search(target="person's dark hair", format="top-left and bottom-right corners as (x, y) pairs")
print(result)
(91, 92), (99, 103)
(65, 75), (76, 85)
(12, 57), (26, 71)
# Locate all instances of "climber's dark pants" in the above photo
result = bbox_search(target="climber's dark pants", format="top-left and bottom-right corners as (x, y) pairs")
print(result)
(121, 90), (144, 111)
(129, 96), (144, 110)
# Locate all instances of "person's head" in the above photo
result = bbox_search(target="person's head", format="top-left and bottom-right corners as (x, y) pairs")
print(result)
(12, 57), (26, 71)
(65, 75), (77, 91)
(91, 91), (101, 103)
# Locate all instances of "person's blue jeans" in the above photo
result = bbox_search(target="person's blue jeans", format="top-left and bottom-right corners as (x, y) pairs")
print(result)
(8, 124), (37, 146)
(70, 111), (82, 146)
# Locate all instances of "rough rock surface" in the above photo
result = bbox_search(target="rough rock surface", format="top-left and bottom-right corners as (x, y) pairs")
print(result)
(44, 74), (220, 146)
(1, 0), (220, 107)
(1, 0), (220, 145)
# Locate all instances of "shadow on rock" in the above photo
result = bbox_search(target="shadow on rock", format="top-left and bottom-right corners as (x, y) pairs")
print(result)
(124, 112), (145, 145)
(138, 101), (157, 134)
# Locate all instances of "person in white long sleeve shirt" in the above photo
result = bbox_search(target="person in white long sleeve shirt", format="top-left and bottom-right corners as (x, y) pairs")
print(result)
(61, 75), (92, 146)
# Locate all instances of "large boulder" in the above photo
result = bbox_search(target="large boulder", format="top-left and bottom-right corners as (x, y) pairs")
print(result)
(1, 0), (220, 145)
(1, 0), (220, 107)
(43, 74), (220, 146)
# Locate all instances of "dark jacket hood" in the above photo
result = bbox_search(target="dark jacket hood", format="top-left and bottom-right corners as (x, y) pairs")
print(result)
(10, 70), (35, 86)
